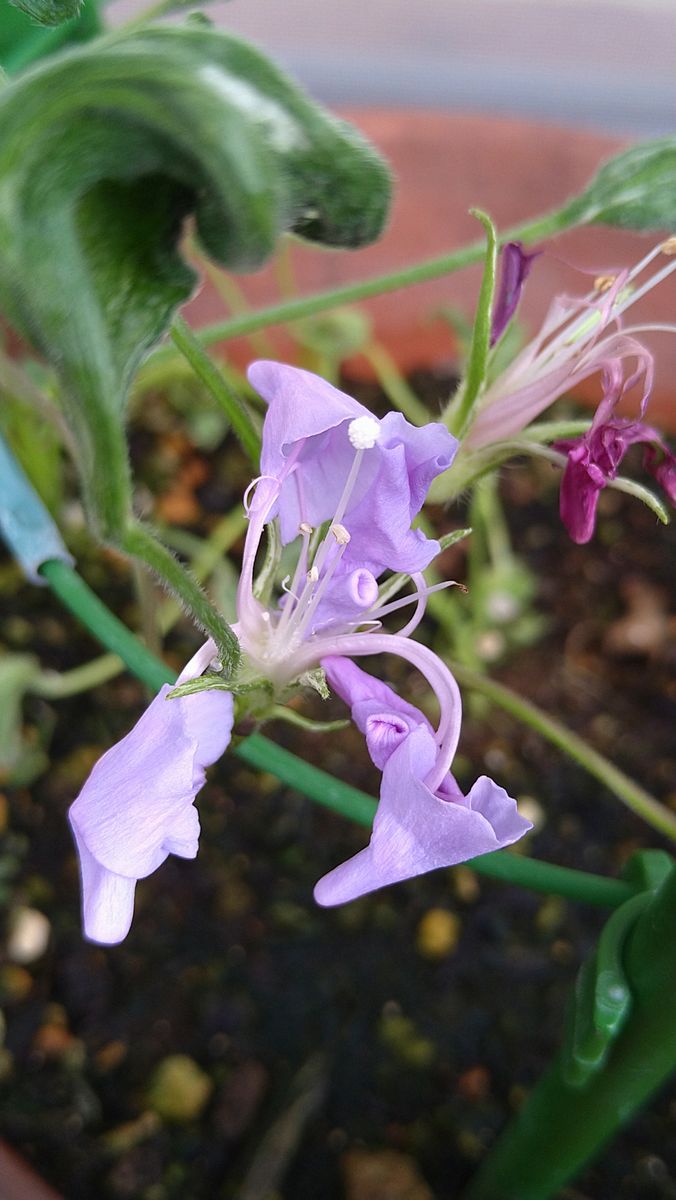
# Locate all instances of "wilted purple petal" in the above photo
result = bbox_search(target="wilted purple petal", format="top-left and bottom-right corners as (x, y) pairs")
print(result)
(490, 241), (539, 347)
(69, 685), (234, 944)
(558, 412), (676, 543)
(314, 725), (531, 906)
(558, 441), (606, 544)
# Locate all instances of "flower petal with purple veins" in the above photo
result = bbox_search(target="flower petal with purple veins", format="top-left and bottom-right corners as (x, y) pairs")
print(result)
(248, 361), (457, 576)
(314, 725), (531, 906)
(69, 685), (234, 944)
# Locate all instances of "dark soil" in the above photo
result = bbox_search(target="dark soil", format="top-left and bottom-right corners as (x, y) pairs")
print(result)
(0, 369), (675, 1200)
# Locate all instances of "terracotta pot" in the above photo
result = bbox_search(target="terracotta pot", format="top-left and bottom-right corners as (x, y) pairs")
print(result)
(184, 110), (676, 431)
(0, 1141), (63, 1200)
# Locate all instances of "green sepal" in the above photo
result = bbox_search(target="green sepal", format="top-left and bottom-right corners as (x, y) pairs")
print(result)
(298, 667), (330, 700)
(168, 674), (273, 701)
(443, 209), (498, 438)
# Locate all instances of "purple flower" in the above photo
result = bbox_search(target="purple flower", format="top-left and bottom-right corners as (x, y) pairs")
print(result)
(466, 240), (676, 450)
(490, 241), (539, 347)
(314, 658), (531, 905)
(248, 361), (457, 576)
(69, 363), (528, 942)
(69, 644), (234, 944)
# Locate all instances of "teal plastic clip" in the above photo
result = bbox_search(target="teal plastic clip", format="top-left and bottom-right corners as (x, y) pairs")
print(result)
(0, 432), (73, 583)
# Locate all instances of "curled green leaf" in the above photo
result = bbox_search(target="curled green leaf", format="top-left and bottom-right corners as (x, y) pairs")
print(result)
(0, 22), (391, 541)
(7, 0), (81, 28)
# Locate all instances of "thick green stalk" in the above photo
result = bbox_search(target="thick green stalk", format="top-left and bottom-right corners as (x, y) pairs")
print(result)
(169, 317), (262, 468)
(37, 556), (638, 909)
(148, 210), (571, 364)
(39, 559), (174, 693)
(448, 661), (676, 844)
(463, 866), (676, 1200)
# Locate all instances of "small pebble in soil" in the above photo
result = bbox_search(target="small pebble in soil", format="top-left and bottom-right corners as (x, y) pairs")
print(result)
(342, 1147), (434, 1200)
(515, 795), (546, 831)
(452, 867), (481, 904)
(145, 1054), (213, 1123)
(378, 1013), (436, 1069)
(6, 906), (50, 963)
(415, 908), (461, 959)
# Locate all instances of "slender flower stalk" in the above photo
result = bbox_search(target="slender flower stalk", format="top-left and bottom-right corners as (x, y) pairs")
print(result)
(69, 362), (532, 943)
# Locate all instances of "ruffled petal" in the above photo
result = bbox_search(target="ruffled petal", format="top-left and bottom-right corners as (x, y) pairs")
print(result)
(69, 684), (234, 944)
(248, 362), (456, 574)
(314, 726), (531, 906)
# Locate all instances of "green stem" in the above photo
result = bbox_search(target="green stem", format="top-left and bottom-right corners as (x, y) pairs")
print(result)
(362, 343), (431, 426)
(170, 317), (262, 468)
(450, 661), (676, 844)
(150, 210), (569, 364)
(120, 520), (240, 677)
(33, 653), (123, 699)
(38, 560), (174, 693)
(32, 511), (247, 701)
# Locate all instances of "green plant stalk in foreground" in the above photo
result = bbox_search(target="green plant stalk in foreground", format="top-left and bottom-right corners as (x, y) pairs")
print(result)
(39, 556), (638, 910)
(463, 864), (676, 1200)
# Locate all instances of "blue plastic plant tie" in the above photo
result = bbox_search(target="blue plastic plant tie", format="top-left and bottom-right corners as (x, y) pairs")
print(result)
(0, 431), (73, 584)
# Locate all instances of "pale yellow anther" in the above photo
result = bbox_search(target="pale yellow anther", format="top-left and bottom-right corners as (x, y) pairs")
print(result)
(594, 274), (616, 293)
(330, 523), (351, 545)
(299, 522), (313, 535)
(661, 236), (676, 256)
(308, 565), (319, 582)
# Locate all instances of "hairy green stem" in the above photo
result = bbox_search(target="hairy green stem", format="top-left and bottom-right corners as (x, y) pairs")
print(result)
(32, 511), (246, 700)
(120, 520), (240, 677)
(170, 317), (262, 468)
(449, 660), (676, 844)
(149, 210), (569, 364)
